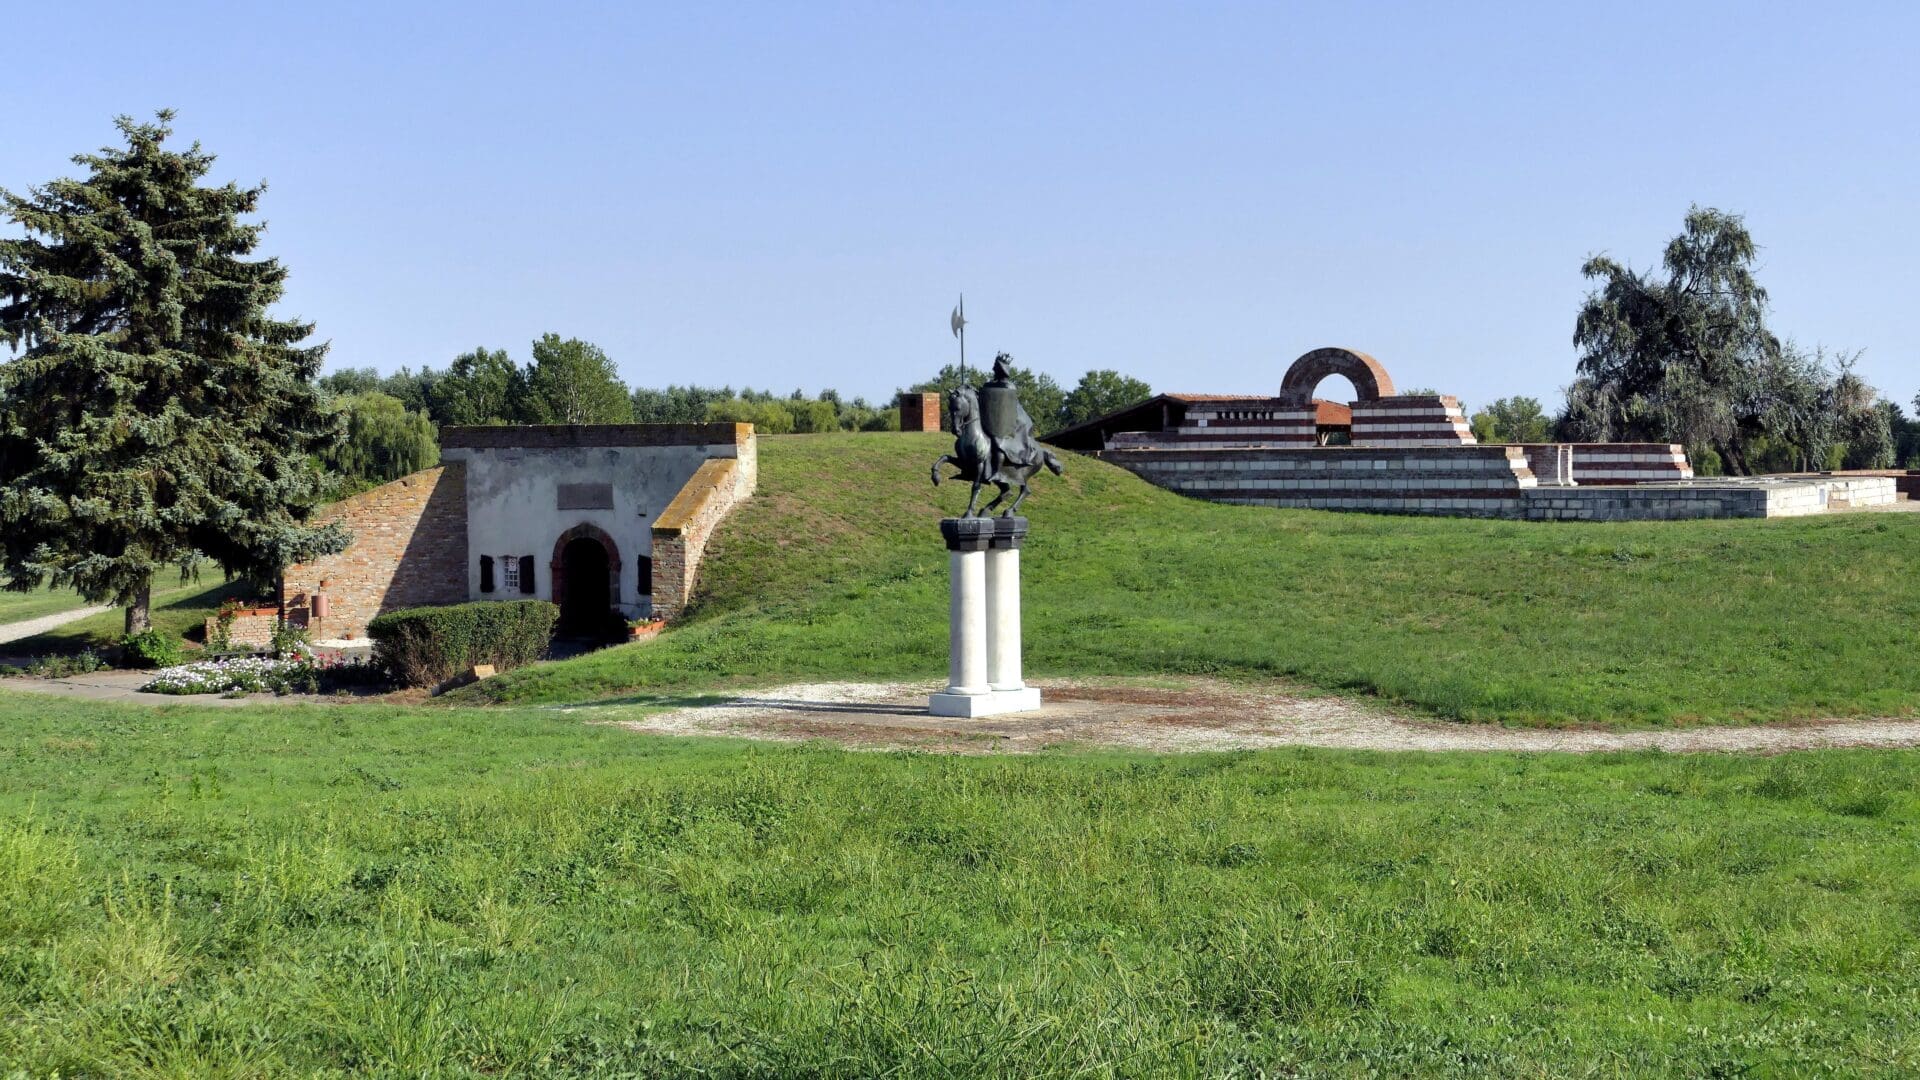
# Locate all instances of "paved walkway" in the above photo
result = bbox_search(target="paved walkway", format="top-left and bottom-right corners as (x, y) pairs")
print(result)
(0, 669), (277, 706)
(0, 605), (111, 646)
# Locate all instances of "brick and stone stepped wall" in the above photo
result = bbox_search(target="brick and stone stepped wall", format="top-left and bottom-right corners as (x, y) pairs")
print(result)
(1349, 396), (1475, 447)
(1100, 445), (1538, 517)
(1510, 443), (1693, 485)
(1099, 447), (1896, 521)
(1109, 399), (1326, 448)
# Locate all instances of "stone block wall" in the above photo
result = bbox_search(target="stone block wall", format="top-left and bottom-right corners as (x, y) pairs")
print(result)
(280, 465), (469, 640)
(1100, 445), (1538, 516)
(1518, 477), (1888, 520)
(899, 392), (941, 432)
(649, 456), (751, 620)
(1510, 443), (1692, 485)
(1817, 476), (1899, 509)
(1349, 396), (1476, 447)
(1521, 486), (1773, 521)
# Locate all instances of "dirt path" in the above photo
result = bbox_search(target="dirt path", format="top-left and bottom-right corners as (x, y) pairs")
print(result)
(0, 605), (112, 646)
(585, 679), (1920, 755)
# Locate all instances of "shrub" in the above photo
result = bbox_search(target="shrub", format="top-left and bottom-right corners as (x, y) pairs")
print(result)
(119, 630), (185, 670)
(270, 620), (311, 658)
(22, 651), (106, 679)
(367, 600), (558, 687)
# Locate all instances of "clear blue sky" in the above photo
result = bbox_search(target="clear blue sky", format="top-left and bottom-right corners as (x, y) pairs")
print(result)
(6, 1), (1916, 412)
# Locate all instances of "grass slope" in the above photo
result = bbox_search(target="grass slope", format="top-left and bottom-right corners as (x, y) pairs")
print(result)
(473, 433), (1920, 725)
(2, 572), (252, 655)
(0, 584), (92, 627)
(1, 693), (1915, 1075)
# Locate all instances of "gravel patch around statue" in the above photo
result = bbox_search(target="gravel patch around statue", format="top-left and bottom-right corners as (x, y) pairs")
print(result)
(582, 678), (1920, 755)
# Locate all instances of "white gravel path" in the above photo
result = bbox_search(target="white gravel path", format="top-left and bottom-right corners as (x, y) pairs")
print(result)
(0, 605), (112, 645)
(585, 679), (1920, 755)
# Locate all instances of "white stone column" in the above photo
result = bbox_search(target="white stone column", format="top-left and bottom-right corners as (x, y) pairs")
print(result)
(986, 547), (1024, 691)
(945, 547), (988, 696)
(931, 516), (1040, 718)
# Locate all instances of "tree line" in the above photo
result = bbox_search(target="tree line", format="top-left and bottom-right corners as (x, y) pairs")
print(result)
(317, 347), (1157, 488)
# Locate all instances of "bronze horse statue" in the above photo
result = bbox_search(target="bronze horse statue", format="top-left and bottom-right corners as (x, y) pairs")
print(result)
(931, 362), (1064, 517)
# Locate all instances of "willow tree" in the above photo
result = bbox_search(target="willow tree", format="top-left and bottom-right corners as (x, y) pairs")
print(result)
(1570, 207), (1796, 473)
(0, 112), (346, 633)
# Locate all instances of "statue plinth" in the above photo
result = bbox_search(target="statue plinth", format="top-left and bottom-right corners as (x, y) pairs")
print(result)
(929, 516), (1041, 718)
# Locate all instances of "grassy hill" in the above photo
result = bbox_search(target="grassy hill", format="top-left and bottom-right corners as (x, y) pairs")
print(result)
(470, 433), (1920, 725)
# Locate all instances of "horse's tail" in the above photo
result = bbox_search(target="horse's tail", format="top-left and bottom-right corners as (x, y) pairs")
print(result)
(1044, 450), (1065, 475)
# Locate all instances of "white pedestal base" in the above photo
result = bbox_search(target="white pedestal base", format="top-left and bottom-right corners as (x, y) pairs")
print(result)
(928, 686), (1043, 718)
(932, 516), (1041, 719)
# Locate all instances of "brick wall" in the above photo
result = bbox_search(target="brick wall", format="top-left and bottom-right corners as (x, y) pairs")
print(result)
(441, 423), (746, 450)
(1349, 396), (1477, 447)
(203, 608), (278, 651)
(281, 464), (469, 639)
(649, 451), (754, 620)
(1112, 403), (1321, 448)
(899, 392), (941, 432)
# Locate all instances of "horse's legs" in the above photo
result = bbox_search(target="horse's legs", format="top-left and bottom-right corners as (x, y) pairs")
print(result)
(1005, 479), (1030, 516)
(981, 480), (1012, 515)
(964, 478), (984, 517)
(930, 454), (953, 485)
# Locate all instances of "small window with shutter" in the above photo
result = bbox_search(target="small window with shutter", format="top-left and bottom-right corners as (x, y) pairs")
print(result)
(500, 556), (520, 592)
(479, 555), (495, 593)
(518, 555), (536, 594)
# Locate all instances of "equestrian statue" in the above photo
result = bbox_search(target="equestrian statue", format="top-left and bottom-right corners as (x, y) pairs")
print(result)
(931, 352), (1065, 517)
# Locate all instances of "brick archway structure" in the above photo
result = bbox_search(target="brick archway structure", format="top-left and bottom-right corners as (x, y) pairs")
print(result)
(1278, 347), (1396, 405)
(550, 522), (621, 617)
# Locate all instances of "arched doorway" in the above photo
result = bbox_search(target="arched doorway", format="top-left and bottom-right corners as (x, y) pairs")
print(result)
(558, 538), (609, 633)
(551, 523), (621, 636)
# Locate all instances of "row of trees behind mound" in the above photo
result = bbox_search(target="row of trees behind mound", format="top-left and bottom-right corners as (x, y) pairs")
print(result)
(319, 353), (1157, 488)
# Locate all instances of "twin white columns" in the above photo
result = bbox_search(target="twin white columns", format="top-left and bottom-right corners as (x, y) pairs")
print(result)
(929, 516), (1042, 717)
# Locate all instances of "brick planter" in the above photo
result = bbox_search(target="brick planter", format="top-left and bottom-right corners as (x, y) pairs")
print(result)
(206, 608), (279, 651)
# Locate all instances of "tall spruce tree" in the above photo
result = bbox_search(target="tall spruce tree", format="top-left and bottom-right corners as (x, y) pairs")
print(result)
(0, 112), (347, 633)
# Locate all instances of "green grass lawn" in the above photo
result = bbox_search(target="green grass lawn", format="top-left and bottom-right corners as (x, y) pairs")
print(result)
(467, 433), (1920, 726)
(0, 583), (92, 626)
(1, 571), (255, 655)
(1, 692), (1915, 1076)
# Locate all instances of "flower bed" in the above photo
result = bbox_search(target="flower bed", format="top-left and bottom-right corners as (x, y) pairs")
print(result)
(141, 651), (387, 696)
(141, 656), (319, 696)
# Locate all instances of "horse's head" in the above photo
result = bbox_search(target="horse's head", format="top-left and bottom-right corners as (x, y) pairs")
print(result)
(947, 387), (977, 427)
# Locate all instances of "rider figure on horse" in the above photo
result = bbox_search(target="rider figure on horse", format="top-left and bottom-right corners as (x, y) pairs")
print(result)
(978, 353), (1045, 475)
(931, 352), (1064, 517)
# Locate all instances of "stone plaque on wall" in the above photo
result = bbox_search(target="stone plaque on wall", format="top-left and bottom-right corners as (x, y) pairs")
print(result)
(557, 482), (614, 511)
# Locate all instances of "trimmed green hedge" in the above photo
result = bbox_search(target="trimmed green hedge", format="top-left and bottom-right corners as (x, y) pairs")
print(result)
(367, 600), (559, 687)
